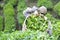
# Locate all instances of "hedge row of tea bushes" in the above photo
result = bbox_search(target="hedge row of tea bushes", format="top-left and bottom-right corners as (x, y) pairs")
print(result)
(17, 0), (27, 24)
(54, 2), (60, 16)
(3, 3), (15, 32)
(46, 13), (60, 37)
(0, 30), (58, 40)
(0, 0), (27, 32)
(37, 0), (53, 8)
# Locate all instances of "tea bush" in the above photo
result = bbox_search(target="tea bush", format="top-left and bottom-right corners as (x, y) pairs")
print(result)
(3, 3), (15, 32)
(46, 13), (60, 36)
(17, 0), (27, 24)
(54, 2), (60, 16)
(37, 0), (53, 8)
(0, 30), (58, 40)
(26, 14), (48, 31)
(5, 0), (17, 5)
(0, 16), (3, 31)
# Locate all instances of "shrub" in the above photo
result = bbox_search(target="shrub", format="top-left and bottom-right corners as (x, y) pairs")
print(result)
(26, 14), (48, 31)
(37, 0), (53, 8)
(17, 0), (27, 24)
(3, 3), (15, 32)
(0, 30), (57, 40)
(26, 13), (60, 37)
(46, 13), (60, 37)
(54, 2), (60, 16)
(5, 0), (17, 5)
(0, 16), (3, 31)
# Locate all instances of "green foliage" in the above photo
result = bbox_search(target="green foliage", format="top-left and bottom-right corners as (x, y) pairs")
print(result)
(9, 0), (17, 5)
(37, 0), (53, 8)
(46, 13), (56, 21)
(46, 13), (60, 36)
(3, 0), (27, 31)
(0, 30), (58, 40)
(3, 3), (15, 32)
(0, 0), (60, 40)
(52, 20), (60, 36)
(4, 3), (14, 16)
(5, 0), (17, 5)
(54, 2), (60, 16)
(26, 14), (48, 31)
(17, 0), (27, 24)
(26, 13), (60, 39)
(0, 16), (3, 31)
(4, 0), (9, 3)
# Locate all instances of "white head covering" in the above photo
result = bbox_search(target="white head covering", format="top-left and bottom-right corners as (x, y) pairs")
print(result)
(38, 6), (47, 14)
(23, 7), (32, 17)
(32, 6), (38, 12)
